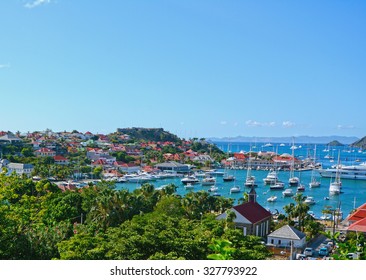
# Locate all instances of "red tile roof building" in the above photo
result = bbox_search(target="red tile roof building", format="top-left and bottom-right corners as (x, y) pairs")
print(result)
(216, 187), (272, 237)
(35, 148), (56, 157)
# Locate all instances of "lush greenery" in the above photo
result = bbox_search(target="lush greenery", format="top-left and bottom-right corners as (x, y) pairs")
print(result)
(116, 127), (182, 143)
(0, 174), (271, 260)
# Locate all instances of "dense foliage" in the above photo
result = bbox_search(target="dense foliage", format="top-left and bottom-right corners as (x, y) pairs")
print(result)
(116, 128), (182, 143)
(0, 175), (271, 260)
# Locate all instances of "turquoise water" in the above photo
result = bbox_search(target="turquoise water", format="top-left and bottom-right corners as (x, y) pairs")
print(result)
(116, 142), (366, 219)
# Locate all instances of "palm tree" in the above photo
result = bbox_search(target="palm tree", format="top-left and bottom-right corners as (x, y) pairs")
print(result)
(283, 202), (296, 222)
(293, 193), (310, 231)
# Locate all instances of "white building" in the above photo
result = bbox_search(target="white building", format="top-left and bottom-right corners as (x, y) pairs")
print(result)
(267, 225), (306, 249)
(7, 163), (34, 177)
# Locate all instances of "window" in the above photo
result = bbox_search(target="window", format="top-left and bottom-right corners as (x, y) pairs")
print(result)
(278, 240), (281, 245)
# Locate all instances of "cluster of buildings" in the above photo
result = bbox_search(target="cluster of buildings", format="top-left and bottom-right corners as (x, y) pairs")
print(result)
(0, 130), (217, 179)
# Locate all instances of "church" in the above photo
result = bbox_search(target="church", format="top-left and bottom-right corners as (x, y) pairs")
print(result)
(216, 186), (272, 237)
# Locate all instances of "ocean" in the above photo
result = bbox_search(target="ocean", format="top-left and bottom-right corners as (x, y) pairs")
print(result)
(116, 142), (366, 220)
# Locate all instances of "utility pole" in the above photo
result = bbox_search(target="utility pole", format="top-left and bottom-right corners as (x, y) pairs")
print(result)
(290, 241), (294, 260)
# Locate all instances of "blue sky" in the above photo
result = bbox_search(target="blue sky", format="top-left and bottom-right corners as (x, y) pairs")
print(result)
(1, 0), (365, 139)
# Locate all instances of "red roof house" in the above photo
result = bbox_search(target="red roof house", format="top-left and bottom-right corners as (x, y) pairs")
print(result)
(347, 218), (366, 235)
(216, 188), (271, 237)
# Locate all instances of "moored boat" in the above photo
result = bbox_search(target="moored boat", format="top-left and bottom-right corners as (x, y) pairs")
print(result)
(319, 162), (366, 180)
(181, 175), (199, 185)
(270, 181), (285, 190)
(201, 176), (216, 186)
(263, 170), (278, 185)
(184, 183), (194, 190)
(267, 195), (277, 202)
(282, 188), (294, 197)
(304, 196), (316, 205)
(329, 151), (342, 195)
(230, 185), (241, 193)
(223, 174), (235, 182)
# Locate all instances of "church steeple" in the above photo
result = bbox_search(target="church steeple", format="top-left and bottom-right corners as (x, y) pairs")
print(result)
(248, 185), (257, 203)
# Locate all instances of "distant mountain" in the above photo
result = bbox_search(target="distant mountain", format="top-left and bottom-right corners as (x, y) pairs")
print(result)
(208, 135), (359, 145)
(351, 136), (366, 149)
(327, 140), (344, 146)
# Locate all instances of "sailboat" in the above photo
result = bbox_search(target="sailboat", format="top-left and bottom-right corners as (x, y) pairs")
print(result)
(329, 150), (342, 195)
(269, 146), (284, 190)
(223, 144), (235, 182)
(244, 146), (257, 187)
(309, 145), (321, 188)
(288, 137), (299, 187)
(230, 170), (241, 193)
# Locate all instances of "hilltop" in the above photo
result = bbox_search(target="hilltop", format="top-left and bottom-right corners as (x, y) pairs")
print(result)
(351, 136), (366, 149)
(116, 127), (181, 143)
(327, 140), (344, 146)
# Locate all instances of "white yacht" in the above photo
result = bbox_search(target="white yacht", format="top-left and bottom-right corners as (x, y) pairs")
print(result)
(184, 183), (194, 190)
(282, 188), (294, 197)
(270, 181), (285, 190)
(267, 195), (277, 202)
(201, 176), (216, 186)
(181, 175), (199, 185)
(245, 175), (257, 187)
(304, 196), (316, 205)
(263, 170), (278, 185)
(319, 162), (366, 180)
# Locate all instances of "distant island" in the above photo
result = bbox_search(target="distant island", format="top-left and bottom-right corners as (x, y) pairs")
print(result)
(208, 135), (360, 145)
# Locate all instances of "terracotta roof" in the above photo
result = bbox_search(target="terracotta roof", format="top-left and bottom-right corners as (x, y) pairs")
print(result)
(36, 148), (54, 153)
(233, 201), (271, 224)
(347, 218), (366, 233)
(347, 203), (366, 222)
(54, 155), (68, 161)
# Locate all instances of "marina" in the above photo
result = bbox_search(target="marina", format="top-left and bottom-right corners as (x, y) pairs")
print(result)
(115, 142), (366, 220)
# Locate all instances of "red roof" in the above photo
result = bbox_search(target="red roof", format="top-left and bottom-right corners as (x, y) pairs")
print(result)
(347, 218), (366, 233)
(36, 148), (54, 153)
(234, 153), (246, 160)
(233, 201), (272, 224)
(347, 203), (366, 222)
(54, 155), (68, 161)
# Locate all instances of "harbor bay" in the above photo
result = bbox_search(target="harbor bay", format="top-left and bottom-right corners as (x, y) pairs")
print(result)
(116, 142), (366, 221)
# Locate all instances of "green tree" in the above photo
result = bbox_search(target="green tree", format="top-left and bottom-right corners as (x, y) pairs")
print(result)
(207, 239), (235, 260)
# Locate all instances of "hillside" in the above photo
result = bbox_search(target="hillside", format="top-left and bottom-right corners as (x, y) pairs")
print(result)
(351, 136), (366, 149)
(117, 127), (181, 143)
(327, 140), (344, 146)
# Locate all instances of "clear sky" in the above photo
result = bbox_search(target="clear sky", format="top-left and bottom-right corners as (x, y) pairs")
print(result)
(1, 0), (365, 139)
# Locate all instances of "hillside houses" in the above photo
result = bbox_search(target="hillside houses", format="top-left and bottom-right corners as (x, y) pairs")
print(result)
(0, 128), (225, 181)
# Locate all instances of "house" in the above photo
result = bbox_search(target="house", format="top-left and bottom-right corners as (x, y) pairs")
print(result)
(192, 154), (214, 164)
(347, 218), (366, 236)
(114, 162), (141, 174)
(266, 225), (307, 249)
(54, 155), (69, 165)
(35, 148), (56, 157)
(216, 187), (272, 237)
(0, 133), (22, 144)
(346, 203), (366, 225)
(7, 163), (34, 176)
(155, 161), (190, 173)
(345, 203), (366, 236)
